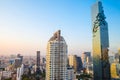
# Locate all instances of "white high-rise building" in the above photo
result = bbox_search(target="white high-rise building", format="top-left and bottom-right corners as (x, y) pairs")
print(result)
(16, 64), (24, 80)
(46, 30), (68, 80)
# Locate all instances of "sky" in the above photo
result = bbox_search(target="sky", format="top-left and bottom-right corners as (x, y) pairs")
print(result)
(0, 0), (120, 56)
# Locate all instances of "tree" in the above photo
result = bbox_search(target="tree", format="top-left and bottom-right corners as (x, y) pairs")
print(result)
(76, 73), (93, 80)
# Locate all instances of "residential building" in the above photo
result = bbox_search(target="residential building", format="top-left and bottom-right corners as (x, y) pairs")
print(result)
(46, 30), (68, 80)
(68, 55), (82, 73)
(67, 67), (75, 80)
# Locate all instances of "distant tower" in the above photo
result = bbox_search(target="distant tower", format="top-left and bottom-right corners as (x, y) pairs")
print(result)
(46, 30), (68, 80)
(37, 51), (40, 68)
(118, 49), (120, 63)
(36, 51), (41, 80)
(81, 52), (91, 68)
(17, 54), (23, 65)
(92, 1), (111, 80)
(68, 55), (82, 73)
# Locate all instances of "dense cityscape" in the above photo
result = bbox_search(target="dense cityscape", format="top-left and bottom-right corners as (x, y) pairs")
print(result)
(0, 1), (120, 80)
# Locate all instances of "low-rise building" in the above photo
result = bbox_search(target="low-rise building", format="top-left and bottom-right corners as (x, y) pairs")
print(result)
(67, 67), (75, 80)
(111, 63), (120, 79)
(1, 71), (12, 79)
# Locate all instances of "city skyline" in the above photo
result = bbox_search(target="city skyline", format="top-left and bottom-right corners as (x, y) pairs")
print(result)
(0, 0), (120, 56)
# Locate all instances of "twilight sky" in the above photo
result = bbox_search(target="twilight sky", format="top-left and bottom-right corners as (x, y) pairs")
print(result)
(0, 0), (120, 56)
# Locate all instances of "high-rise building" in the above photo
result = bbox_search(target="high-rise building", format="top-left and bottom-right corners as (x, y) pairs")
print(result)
(0, 60), (1, 67)
(92, 1), (111, 80)
(17, 64), (24, 80)
(118, 49), (120, 53)
(36, 51), (41, 80)
(109, 56), (114, 64)
(114, 49), (120, 63)
(76, 56), (83, 73)
(68, 55), (77, 72)
(111, 63), (120, 79)
(81, 52), (92, 68)
(81, 52), (93, 74)
(46, 30), (68, 80)
(17, 54), (23, 65)
(115, 53), (119, 63)
(118, 49), (120, 63)
(14, 58), (21, 68)
(68, 55), (82, 73)
(42, 57), (46, 64)
(36, 51), (40, 68)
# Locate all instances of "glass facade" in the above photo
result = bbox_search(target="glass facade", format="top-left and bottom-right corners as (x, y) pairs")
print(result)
(92, 1), (111, 80)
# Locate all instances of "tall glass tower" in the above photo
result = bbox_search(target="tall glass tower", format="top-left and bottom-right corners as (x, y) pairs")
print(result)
(92, 1), (111, 80)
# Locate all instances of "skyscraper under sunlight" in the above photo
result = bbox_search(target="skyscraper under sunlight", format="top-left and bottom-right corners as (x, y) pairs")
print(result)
(92, 1), (111, 80)
(46, 30), (68, 80)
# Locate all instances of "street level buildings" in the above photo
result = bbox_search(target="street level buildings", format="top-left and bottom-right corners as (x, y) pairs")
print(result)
(67, 67), (75, 80)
